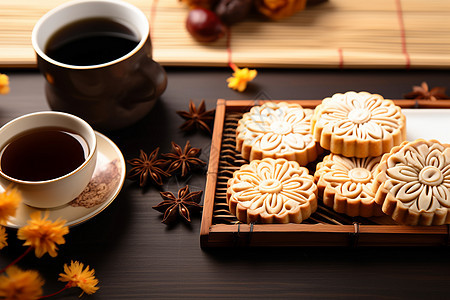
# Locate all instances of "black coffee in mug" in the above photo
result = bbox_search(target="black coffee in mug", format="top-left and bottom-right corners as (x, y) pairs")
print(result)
(32, 0), (168, 130)
(45, 17), (140, 66)
(0, 127), (89, 181)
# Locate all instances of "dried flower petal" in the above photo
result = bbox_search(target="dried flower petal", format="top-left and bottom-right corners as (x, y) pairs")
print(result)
(59, 260), (99, 296)
(0, 226), (7, 249)
(255, 0), (307, 20)
(17, 211), (69, 258)
(227, 66), (257, 92)
(153, 185), (203, 224)
(0, 266), (44, 300)
(0, 74), (10, 95)
(0, 187), (21, 225)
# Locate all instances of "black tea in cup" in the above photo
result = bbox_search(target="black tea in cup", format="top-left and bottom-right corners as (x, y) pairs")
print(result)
(0, 127), (89, 181)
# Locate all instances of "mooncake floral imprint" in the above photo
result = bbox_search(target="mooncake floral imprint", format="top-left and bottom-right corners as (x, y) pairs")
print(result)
(227, 158), (318, 224)
(373, 139), (450, 225)
(236, 102), (321, 165)
(314, 154), (383, 217)
(312, 91), (406, 158)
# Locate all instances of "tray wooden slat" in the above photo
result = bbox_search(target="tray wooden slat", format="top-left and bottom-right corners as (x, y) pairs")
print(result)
(200, 99), (450, 248)
(206, 224), (448, 247)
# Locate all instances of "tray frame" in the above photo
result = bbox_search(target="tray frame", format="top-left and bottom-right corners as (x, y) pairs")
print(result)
(200, 99), (450, 248)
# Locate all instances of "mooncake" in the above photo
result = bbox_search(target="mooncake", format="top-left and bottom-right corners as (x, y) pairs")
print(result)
(373, 139), (450, 225)
(315, 153), (383, 217)
(311, 91), (406, 158)
(227, 158), (318, 224)
(236, 102), (321, 165)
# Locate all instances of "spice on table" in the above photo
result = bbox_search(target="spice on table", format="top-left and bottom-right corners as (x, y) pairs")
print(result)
(127, 148), (170, 187)
(404, 81), (449, 101)
(176, 99), (215, 134)
(163, 141), (206, 178)
(153, 185), (203, 224)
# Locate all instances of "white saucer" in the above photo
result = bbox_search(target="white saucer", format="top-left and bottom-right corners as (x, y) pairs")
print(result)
(4, 131), (126, 228)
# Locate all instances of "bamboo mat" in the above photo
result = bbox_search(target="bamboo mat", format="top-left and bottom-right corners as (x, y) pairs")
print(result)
(1, 0), (450, 68)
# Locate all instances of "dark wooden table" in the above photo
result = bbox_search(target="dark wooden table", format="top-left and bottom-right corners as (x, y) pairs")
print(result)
(2, 67), (450, 299)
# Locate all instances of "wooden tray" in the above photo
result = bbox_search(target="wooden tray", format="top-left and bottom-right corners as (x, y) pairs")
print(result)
(200, 99), (450, 248)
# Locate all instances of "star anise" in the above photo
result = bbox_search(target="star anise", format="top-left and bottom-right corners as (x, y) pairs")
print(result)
(127, 148), (170, 187)
(404, 82), (449, 101)
(176, 99), (215, 134)
(153, 185), (203, 224)
(163, 141), (206, 178)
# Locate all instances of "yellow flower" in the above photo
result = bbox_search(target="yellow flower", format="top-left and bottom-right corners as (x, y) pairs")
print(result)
(227, 66), (257, 92)
(0, 226), (7, 249)
(0, 73), (10, 94)
(0, 266), (44, 300)
(0, 187), (21, 225)
(59, 260), (99, 296)
(17, 211), (69, 258)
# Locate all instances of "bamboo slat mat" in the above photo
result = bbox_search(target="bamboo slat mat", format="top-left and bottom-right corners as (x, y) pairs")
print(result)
(1, 0), (450, 68)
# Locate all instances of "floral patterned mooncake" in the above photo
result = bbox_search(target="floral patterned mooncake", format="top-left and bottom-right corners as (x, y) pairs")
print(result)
(227, 158), (318, 224)
(315, 153), (384, 217)
(236, 102), (321, 165)
(373, 139), (450, 225)
(311, 91), (406, 158)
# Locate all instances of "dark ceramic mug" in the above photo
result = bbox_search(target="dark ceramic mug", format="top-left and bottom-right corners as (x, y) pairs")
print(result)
(32, 0), (167, 130)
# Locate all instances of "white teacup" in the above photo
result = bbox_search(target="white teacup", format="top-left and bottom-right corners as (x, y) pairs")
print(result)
(0, 111), (97, 208)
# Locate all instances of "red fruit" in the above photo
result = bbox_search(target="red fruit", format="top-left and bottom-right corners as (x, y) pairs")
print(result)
(186, 8), (226, 42)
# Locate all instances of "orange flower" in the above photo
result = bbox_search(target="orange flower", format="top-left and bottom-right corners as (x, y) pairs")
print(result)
(255, 0), (307, 20)
(0, 187), (21, 225)
(59, 260), (99, 296)
(17, 211), (69, 258)
(0, 266), (44, 300)
(0, 73), (10, 94)
(227, 66), (257, 92)
(0, 226), (7, 249)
